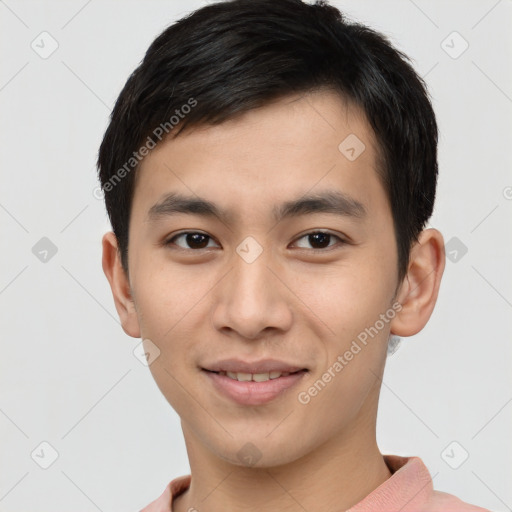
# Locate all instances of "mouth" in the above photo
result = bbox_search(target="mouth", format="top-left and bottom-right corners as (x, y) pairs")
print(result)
(201, 366), (309, 405)
(202, 368), (308, 382)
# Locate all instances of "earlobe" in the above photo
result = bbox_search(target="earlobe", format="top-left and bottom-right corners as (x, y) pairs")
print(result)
(101, 232), (141, 338)
(390, 228), (446, 337)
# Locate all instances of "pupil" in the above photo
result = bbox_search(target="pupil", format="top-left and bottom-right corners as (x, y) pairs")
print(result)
(309, 233), (330, 248)
(187, 233), (209, 249)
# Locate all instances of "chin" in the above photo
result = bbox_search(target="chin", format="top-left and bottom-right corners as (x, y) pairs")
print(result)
(208, 435), (308, 469)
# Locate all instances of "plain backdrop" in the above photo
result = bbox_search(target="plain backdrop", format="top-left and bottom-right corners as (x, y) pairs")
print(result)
(1, 1), (511, 511)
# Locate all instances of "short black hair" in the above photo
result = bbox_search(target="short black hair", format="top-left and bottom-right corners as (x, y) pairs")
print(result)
(97, 0), (438, 284)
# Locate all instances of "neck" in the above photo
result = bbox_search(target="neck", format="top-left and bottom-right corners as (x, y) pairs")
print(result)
(173, 405), (391, 512)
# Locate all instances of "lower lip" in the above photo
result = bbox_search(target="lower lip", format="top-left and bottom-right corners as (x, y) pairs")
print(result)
(203, 370), (308, 406)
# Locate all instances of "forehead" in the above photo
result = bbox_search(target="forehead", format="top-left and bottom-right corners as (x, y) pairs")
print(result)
(131, 90), (386, 225)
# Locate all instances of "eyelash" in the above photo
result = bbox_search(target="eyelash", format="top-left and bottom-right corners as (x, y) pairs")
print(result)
(164, 230), (347, 252)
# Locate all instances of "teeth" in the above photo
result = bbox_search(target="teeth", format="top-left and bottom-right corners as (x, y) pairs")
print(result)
(253, 373), (270, 382)
(219, 370), (292, 382)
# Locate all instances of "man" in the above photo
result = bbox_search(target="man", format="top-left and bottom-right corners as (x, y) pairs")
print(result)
(98, 0), (489, 510)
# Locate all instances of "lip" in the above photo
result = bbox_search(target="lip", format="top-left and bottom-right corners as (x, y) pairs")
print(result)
(203, 369), (308, 405)
(202, 358), (307, 374)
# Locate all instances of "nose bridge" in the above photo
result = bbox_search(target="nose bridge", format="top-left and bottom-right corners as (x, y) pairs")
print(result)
(229, 246), (276, 316)
(233, 249), (271, 301)
(211, 242), (292, 338)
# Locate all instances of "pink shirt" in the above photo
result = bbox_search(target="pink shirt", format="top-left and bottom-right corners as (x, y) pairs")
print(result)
(140, 454), (490, 511)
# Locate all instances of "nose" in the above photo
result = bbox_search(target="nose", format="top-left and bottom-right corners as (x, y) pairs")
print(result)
(211, 248), (293, 340)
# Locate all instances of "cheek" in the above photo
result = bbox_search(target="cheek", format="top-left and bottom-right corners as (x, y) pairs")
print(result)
(131, 254), (234, 366)
(293, 269), (391, 441)
(132, 261), (210, 412)
(291, 254), (394, 340)
(132, 254), (207, 338)
(291, 252), (394, 408)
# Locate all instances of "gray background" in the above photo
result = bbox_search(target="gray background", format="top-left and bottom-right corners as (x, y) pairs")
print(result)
(1, 0), (511, 511)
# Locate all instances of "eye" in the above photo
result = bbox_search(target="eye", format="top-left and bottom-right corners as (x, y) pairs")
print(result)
(165, 231), (220, 250)
(164, 230), (346, 251)
(292, 231), (346, 250)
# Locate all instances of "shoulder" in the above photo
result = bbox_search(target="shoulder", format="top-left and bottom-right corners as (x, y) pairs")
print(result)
(348, 455), (491, 512)
(139, 475), (191, 512)
(424, 489), (492, 512)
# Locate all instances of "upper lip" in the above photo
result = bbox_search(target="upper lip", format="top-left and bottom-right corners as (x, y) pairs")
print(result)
(202, 358), (308, 374)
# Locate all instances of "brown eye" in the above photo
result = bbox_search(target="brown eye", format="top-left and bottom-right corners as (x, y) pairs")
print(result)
(307, 232), (331, 249)
(166, 232), (219, 250)
(293, 231), (345, 250)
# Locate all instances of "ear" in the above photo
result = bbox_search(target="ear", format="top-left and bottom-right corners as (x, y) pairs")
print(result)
(390, 228), (446, 337)
(101, 231), (141, 338)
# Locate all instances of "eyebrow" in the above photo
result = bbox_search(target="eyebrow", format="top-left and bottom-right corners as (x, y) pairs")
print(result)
(146, 190), (367, 224)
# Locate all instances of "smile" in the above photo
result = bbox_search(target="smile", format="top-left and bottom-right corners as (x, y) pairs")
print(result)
(202, 368), (308, 405)
(214, 370), (296, 382)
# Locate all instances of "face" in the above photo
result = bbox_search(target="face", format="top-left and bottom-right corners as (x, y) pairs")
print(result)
(121, 90), (402, 467)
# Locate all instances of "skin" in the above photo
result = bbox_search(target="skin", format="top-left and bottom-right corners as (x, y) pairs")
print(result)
(102, 90), (445, 511)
